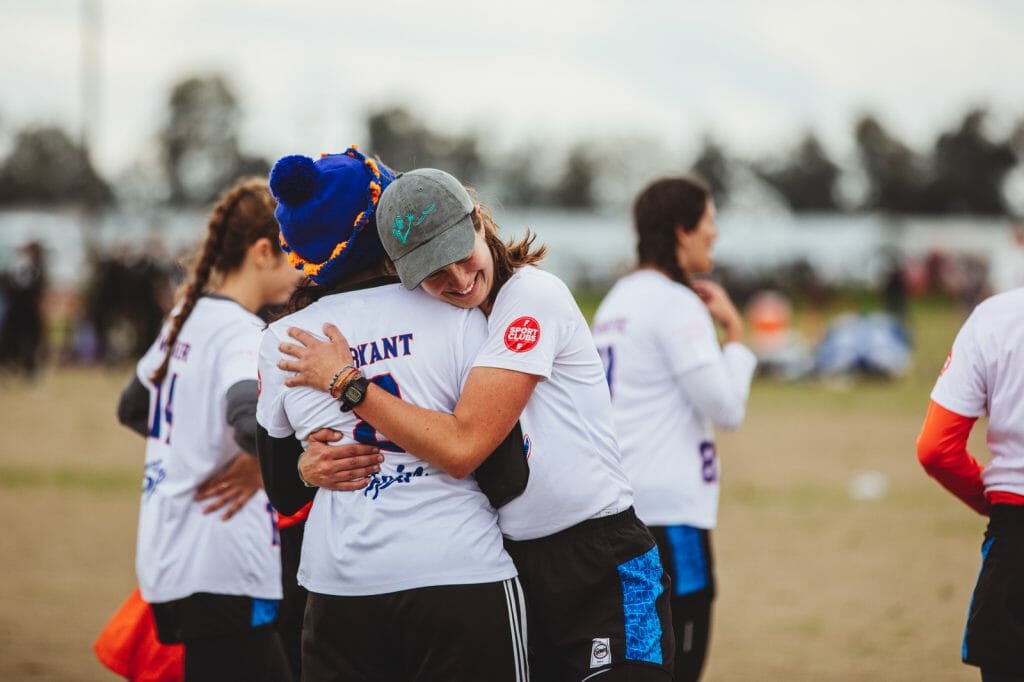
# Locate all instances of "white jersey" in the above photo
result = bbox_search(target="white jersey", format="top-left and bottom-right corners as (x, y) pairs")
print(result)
(257, 283), (516, 596)
(135, 297), (281, 604)
(592, 270), (756, 529)
(931, 287), (1024, 496)
(472, 267), (633, 541)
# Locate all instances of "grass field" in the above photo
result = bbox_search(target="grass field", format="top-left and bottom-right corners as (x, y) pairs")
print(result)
(0, 298), (990, 681)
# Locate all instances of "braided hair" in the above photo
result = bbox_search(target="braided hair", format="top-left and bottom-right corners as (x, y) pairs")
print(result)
(150, 177), (282, 384)
(633, 175), (711, 286)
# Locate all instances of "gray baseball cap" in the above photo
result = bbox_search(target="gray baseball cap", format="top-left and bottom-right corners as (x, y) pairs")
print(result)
(377, 168), (476, 290)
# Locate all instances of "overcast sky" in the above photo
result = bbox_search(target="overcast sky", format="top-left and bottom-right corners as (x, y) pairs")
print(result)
(4, 0), (1023, 177)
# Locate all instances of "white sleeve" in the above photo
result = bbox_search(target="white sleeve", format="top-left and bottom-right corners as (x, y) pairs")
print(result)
(217, 325), (260, 398)
(930, 310), (988, 418)
(135, 333), (165, 388)
(676, 341), (757, 430)
(658, 293), (722, 378)
(472, 273), (572, 380)
(255, 325), (295, 438)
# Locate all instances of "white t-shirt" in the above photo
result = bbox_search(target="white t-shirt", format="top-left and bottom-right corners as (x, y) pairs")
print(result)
(473, 267), (634, 541)
(135, 297), (282, 604)
(931, 287), (1024, 496)
(592, 270), (757, 529)
(257, 283), (516, 596)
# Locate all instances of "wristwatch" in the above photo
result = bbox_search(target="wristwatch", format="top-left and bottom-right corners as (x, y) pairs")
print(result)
(339, 375), (369, 412)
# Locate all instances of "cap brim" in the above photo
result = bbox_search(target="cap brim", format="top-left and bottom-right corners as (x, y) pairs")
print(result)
(392, 213), (477, 290)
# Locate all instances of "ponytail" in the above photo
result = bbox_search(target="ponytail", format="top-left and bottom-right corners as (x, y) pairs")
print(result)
(150, 178), (279, 384)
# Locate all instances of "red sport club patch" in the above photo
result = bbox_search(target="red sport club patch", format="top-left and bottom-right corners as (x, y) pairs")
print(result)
(939, 349), (952, 376)
(504, 316), (541, 353)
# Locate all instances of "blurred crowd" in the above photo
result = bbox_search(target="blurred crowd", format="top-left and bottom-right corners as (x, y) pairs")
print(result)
(2, 224), (1023, 381)
(0, 237), (184, 377)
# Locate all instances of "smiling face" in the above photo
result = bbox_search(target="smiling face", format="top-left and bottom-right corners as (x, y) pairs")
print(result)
(675, 199), (718, 275)
(419, 223), (494, 311)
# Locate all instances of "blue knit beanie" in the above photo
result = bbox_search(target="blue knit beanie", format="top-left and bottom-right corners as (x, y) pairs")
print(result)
(269, 146), (396, 286)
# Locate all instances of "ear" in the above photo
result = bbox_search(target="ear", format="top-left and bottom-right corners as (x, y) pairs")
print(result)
(248, 237), (276, 269)
(674, 226), (691, 251)
(473, 204), (484, 228)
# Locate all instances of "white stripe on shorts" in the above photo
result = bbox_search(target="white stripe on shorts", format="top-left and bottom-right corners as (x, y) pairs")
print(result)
(503, 577), (529, 682)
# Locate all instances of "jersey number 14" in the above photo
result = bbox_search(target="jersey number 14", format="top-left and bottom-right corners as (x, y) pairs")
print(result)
(147, 373), (178, 444)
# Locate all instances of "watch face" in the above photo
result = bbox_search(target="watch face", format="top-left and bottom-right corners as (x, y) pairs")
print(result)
(344, 385), (362, 402)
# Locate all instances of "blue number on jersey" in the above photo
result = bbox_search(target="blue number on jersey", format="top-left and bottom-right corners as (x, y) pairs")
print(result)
(265, 502), (280, 546)
(699, 440), (717, 483)
(353, 373), (404, 452)
(147, 372), (178, 444)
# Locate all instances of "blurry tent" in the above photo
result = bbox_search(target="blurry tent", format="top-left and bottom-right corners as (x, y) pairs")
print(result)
(814, 312), (911, 378)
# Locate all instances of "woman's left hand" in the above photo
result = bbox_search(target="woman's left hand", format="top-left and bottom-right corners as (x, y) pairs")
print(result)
(195, 452), (263, 521)
(279, 323), (354, 392)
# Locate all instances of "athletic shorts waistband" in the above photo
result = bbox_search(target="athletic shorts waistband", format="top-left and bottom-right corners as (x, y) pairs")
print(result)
(504, 507), (638, 548)
(988, 504), (1024, 535)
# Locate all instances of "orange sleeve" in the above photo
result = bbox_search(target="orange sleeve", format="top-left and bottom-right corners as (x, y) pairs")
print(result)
(916, 400), (988, 515)
(277, 501), (312, 529)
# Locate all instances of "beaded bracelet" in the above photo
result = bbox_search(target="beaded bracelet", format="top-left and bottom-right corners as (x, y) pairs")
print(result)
(329, 367), (361, 400)
(327, 364), (356, 397)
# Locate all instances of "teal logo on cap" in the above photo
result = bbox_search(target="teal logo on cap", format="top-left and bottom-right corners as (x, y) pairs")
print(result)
(391, 203), (437, 244)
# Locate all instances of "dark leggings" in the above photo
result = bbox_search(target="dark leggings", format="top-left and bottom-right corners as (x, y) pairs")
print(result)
(183, 625), (292, 682)
(668, 590), (713, 682)
(277, 521), (308, 682)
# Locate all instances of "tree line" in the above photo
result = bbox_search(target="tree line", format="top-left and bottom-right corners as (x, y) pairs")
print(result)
(1, 73), (1021, 215)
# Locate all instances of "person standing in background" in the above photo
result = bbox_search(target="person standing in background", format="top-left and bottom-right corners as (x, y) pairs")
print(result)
(0, 240), (47, 377)
(116, 177), (303, 681)
(592, 175), (757, 682)
(917, 286), (1024, 681)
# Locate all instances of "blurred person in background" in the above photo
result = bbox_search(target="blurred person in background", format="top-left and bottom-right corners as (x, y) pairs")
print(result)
(917, 285), (1024, 681)
(592, 175), (757, 682)
(114, 177), (303, 682)
(0, 240), (47, 377)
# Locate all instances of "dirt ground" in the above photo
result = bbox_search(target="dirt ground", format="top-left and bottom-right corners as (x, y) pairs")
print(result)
(0, 304), (989, 680)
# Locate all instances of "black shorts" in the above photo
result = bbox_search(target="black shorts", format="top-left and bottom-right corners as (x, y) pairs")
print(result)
(302, 578), (529, 682)
(963, 505), (1024, 673)
(504, 508), (674, 681)
(150, 592), (280, 644)
(150, 593), (290, 682)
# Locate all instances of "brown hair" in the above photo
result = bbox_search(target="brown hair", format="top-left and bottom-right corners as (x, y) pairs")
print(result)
(633, 175), (711, 285)
(284, 256), (394, 314)
(150, 177), (282, 384)
(471, 201), (546, 311)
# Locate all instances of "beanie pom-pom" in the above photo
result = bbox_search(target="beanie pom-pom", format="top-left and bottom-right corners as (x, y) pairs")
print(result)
(270, 155), (318, 206)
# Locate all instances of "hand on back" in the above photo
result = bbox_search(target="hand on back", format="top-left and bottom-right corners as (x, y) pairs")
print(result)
(279, 323), (353, 391)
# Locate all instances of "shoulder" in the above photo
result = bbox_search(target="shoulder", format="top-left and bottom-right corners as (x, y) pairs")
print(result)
(192, 298), (263, 345)
(974, 288), (1024, 320)
(961, 289), (1024, 338)
(496, 267), (575, 312)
